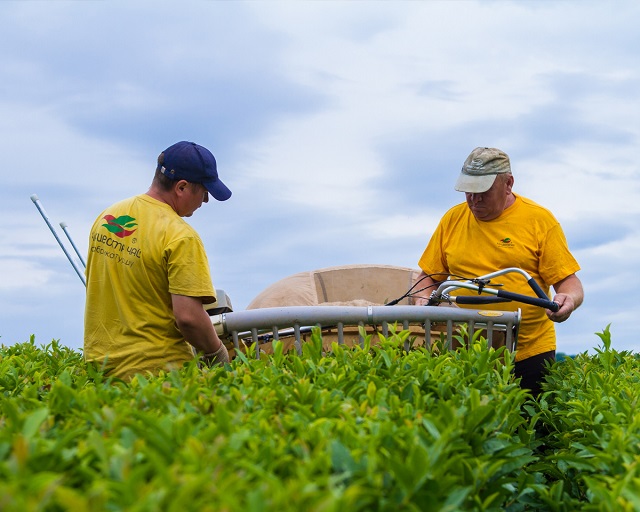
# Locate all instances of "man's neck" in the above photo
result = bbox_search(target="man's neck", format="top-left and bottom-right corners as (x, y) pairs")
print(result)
(146, 186), (178, 213)
(504, 192), (516, 210)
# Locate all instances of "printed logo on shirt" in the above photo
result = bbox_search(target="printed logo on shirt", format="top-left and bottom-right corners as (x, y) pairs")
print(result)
(102, 214), (137, 238)
(497, 237), (514, 248)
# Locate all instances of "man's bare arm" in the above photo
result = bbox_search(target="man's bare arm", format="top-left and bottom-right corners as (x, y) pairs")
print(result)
(172, 294), (227, 359)
(412, 270), (438, 306)
(548, 273), (584, 323)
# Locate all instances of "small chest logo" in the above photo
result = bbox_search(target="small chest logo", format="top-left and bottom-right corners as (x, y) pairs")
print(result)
(497, 237), (514, 248)
(102, 215), (137, 238)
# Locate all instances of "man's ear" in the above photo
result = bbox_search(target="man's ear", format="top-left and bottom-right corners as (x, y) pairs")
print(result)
(505, 174), (514, 193)
(175, 179), (190, 194)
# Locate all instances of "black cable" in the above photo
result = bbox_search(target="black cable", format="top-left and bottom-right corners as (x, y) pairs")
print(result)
(385, 272), (507, 306)
(385, 272), (463, 306)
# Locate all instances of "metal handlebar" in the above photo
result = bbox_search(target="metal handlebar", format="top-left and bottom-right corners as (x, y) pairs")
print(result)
(428, 267), (560, 313)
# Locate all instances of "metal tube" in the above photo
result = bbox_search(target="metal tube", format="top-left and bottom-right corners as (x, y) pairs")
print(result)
(30, 194), (86, 287)
(59, 221), (86, 268)
(294, 324), (302, 355)
(218, 306), (520, 353)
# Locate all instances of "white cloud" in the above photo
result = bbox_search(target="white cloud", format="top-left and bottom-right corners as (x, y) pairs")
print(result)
(0, 259), (52, 291)
(1, 0), (639, 355)
(1, 102), (148, 193)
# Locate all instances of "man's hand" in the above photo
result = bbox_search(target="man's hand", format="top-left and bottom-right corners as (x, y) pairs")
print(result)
(202, 344), (230, 367)
(547, 274), (584, 323)
(547, 293), (576, 323)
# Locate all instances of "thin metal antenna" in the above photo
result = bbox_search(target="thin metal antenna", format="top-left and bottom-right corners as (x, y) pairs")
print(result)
(30, 194), (86, 287)
(60, 221), (87, 269)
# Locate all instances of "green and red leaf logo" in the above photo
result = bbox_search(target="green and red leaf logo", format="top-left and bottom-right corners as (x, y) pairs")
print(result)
(497, 236), (514, 248)
(102, 214), (137, 238)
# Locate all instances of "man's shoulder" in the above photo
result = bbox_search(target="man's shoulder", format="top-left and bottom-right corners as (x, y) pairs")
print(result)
(162, 214), (203, 244)
(433, 203), (472, 233)
(442, 202), (470, 220)
(441, 201), (466, 213)
(96, 194), (144, 216)
(515, 195), (557, 219)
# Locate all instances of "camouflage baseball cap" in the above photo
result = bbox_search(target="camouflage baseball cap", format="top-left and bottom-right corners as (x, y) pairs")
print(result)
(455, 147), (511, 193)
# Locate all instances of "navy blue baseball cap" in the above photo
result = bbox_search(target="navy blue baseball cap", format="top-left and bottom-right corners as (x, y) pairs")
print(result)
(159, 141), (232, 201)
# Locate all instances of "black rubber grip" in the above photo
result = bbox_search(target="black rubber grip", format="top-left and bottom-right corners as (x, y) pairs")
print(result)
(454, 296), (511, 305)
(527, 277), (549, 299)
(496, 290), (560, 312)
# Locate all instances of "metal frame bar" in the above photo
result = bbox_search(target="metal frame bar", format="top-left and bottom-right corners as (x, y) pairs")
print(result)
(211, 305), (521, 357)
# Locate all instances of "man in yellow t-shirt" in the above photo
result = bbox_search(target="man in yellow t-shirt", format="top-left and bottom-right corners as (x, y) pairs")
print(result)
(84, 141), (231, 380)
(415, 147), (584, 395)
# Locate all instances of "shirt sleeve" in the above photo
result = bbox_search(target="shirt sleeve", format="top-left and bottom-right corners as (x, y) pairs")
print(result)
(165, 235), (216, 302)
(418, 219), (449, 275)
(538, 223), (581, 286)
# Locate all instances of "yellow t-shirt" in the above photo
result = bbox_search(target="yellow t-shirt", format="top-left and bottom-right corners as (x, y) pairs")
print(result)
(84, 194), (216, 379)
(418, 195), (580, 361)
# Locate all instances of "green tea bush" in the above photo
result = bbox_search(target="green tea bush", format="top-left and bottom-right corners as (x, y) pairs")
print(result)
(530, 325), (640, 511)
(0, 327), (629, 511)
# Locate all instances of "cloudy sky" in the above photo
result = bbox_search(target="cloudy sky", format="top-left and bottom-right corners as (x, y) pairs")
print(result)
(1, 0), (638, 356)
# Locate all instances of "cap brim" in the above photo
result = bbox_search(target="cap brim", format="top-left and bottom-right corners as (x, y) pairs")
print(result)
(454, 173), (497, 193)
(203, 178), (232, 201)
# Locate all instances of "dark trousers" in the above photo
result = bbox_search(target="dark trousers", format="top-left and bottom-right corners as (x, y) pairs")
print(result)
(514, 350), (555, 396)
